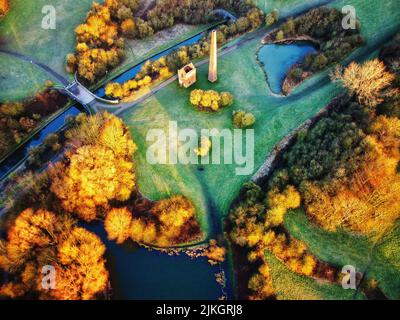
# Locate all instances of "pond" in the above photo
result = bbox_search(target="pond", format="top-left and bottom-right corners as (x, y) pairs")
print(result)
(85, 223), (233, 300)
(258, 43), (317, 94)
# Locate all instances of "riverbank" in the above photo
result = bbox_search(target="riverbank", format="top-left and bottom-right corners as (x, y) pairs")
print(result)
(252, 94), (345, 185)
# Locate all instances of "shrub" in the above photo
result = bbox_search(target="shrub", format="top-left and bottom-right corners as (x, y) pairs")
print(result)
(232, 110), (256, 128)
(190, 89), (233, 111)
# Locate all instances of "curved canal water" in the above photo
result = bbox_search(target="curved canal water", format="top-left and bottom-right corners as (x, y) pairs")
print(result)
(0, 32), (206, 180)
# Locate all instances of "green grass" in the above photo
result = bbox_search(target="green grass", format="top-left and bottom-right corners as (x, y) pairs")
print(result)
(121, 35), (342, 226)
(285, 209), (400, 299)
(118, 0), (399, 298)
(0, 0), (95, 101)
(265, 252), (364, 300)
(254, 0), (328, 15)
(0, 0), (214, 102)
(121, 0), (400, 223)
(0, 53), (50, 102)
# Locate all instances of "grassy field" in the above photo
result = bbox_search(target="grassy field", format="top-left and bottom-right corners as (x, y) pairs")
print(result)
(285, 210), (400, 299)
(255, 0), (326, 14)
(118, 0), (400, 298)
(0, 0), (95, 101)
(121, 34), (342, 228)
(122, 0), (400, 224)
(265, 252), (364, 300)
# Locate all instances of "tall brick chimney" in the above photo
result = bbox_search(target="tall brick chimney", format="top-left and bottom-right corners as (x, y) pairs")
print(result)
(208, 30), (218, 83)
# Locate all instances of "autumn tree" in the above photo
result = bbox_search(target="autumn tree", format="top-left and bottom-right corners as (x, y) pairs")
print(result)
(150, 195), (200, 246)
(190, 89), (233, 111)
(232, 110), (256, 128)
(331, 59), (396, 108)
(0, 209), (108, 300)
(265, 185), (301, 227)
(52, 113), (137, 222)
(51, 227), (109, 300)
(51, 145), (135, 222)
(0, 0), (9, 17)
(105, 208), (132, 244)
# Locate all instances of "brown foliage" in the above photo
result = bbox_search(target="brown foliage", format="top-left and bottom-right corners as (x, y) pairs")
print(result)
(331, 59), (396, 108)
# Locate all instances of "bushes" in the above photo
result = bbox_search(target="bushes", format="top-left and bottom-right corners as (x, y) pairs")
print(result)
(265, 9), (279, 27)
(50, 113), (137, 222)
(331, 59), (396, 108)
(190, 89), (233, 111)
(271, 7), (364, 74)
(0, 88), (66, 159)
(0, 209), (108, 300)
(232, 110), (256, 128)
(104, 195), (202, 247)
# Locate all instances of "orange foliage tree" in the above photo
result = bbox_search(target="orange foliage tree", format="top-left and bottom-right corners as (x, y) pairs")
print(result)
(51, 112), (137, 222)
(51, 227), (108, 300)
(104, 207), (132, 244)
(331, 59), (396, 108)
(0, 0), (9, 17)
(51, 145), (135, 221)
(0, 209), (108, 300)
(150, 195), (199, 246)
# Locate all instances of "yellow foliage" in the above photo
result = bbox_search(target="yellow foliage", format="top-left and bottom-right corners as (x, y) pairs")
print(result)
(265, 185), (301, 227)
(204, 239), (226, 264)
(0, 208), (108, 300)
(194, 136), (212, 157)
(51, 145), (135, 222)
(331, 59), (396, 107)
(105, 208), (132, 244)
(304, 129), (400, 237)
(98, 115), (137, 157)
(129, 218), (146, 243)
(52, 227), (108, 300)
(0, 282), (26, 299)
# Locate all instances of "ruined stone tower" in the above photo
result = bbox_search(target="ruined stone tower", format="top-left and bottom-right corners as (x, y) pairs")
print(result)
(208, 30), (218, 83)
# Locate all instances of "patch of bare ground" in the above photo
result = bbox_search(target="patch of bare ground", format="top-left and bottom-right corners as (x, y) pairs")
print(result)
(125, 24), (202, 59)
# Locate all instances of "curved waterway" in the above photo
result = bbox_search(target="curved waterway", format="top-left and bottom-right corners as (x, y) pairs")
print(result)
(0, 31), (206, 180)
(83, 169), (235, 300)
(258, 43), (317, 94)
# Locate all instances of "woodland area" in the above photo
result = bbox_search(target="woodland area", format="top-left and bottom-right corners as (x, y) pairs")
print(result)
(228, 35), (400, 300)
(265, 7), (364, 94)
(0, 112), (203, 299)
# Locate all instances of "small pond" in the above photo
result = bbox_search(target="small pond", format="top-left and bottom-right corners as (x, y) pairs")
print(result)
(85, 223), (232, 300)
(258, 43), (317, 94)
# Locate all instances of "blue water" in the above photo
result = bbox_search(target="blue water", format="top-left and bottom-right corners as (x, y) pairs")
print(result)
(258, 43), (317, 94)
(85, 223), (228, 300)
